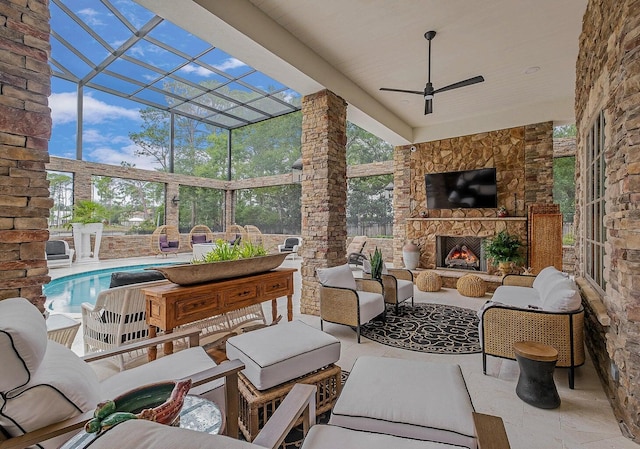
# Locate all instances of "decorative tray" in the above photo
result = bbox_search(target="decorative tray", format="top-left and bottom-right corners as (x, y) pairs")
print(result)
(148, 252), (289, 285)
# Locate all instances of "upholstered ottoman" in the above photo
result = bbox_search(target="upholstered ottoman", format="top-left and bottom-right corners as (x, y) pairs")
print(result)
(329, 356), (477, 449)
(416, 271), (442, 292)
(456, 274), (487, 297)
(226, 320), (341, 391)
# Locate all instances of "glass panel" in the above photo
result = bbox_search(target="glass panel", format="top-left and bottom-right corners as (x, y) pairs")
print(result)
(177, 186), (225, 233)
(47, 170), (74, 233)
(347, 174), (394, 237)
(109, 58), (162, 85)
(216, 82), (262, 103)
(91, 72), (141, 96)
(146, 21), (211, 57)
(198, 48), (252, 77)
(240, 72), (287, 92)
(126, 39), (185, 73)
(92, 175), (165, 233)
(50, 36), (94, 78)
(50, 78), (79, 159)
(235, 185), (301, 235)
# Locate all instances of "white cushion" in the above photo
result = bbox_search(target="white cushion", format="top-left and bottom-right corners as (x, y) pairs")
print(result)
(100, 347), (221, 399)
(0, 341), (102, 448)
(356, 291), (386, 323)
(317, 264), (357, 290)
(89, 419), (262, 449)
(303, 424), (461, 449)
(396, 279), (414, 301)
(542, 278), (582, 312)
(330, 356), (476, 449)
(490, 285), (542, 309)
(532, 267), (568, 300)
(226, 320), (340, 390)
(0, 297), (48, 392)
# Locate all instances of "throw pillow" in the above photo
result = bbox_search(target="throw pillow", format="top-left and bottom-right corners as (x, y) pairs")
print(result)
(317, 264), (357, 290)
(542, 278), (582, 312)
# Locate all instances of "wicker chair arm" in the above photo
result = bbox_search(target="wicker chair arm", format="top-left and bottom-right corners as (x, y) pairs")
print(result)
(355, 278), (383, 294)
(481, 304), (585, 367)
(319, 285), (360, 327)
(380, 274), (398, 303)
(501, 274), (536, 287)
(386, 268), (414, 282)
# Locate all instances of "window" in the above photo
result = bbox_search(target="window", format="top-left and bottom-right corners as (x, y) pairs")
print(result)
(584, 111), (606, 291)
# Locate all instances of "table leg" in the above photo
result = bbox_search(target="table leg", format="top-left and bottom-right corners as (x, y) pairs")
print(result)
(271, 299), (278, 323)
(287, 294), (293, 321)
(164, 328), (174, 356)
(148, 325), (157, 362)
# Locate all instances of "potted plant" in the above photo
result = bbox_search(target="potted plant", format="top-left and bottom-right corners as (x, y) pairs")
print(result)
(65, 200), (107, 263)
(369, 247), (384, 280)
(483, 230), (524, 275)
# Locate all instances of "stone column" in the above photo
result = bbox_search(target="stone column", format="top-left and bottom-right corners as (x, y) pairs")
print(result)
(393, 145), (412, 268)
(225, 189), (235, 230)
(524, 121), (554, 207)
(300, 90), (347, 315)
(165, 182), (179, 227)
(0, 0), (52, 309)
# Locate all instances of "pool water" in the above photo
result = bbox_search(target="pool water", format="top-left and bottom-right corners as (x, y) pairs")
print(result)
(44, 263), (175, 314)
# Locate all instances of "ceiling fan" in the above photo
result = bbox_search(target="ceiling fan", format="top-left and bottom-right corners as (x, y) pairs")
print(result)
(380, 31), (485, 115)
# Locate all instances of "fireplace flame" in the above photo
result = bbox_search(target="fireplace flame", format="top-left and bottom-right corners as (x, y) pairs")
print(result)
(445, 244), (479, 268)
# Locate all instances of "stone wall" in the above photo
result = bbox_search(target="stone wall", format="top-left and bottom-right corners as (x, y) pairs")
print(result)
(0, 0), (52, 309)
(400, 123), (553, 270)
(575, 0), (640, 440)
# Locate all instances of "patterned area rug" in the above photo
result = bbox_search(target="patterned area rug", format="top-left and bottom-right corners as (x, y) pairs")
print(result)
(360, 303), (481, 354)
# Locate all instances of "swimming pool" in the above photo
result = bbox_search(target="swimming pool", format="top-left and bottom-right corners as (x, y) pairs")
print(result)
(44, 263), (176, 314)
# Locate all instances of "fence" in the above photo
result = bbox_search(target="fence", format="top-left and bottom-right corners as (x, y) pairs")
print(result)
(347, 223), (393, 237)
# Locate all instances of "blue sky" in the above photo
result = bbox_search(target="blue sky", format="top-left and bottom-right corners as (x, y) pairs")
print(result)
(49, 0), (298, 171)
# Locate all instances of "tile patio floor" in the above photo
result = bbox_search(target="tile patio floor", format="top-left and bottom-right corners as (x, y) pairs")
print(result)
(48, 255), (636, 449)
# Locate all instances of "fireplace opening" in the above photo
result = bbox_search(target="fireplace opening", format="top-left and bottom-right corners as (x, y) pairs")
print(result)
(436, 236), (487, 272)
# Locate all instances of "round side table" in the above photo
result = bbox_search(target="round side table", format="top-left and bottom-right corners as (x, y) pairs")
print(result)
(513, 341), (560, 409)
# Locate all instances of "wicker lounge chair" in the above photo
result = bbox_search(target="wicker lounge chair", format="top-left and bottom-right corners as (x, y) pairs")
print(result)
(151, 225), (181, 256)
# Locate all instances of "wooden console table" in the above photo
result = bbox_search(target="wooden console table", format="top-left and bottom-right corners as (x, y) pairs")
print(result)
(143, 268), (296, 360)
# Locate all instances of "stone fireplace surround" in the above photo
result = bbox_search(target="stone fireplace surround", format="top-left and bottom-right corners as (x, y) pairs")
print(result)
(407, 217), (528, 272)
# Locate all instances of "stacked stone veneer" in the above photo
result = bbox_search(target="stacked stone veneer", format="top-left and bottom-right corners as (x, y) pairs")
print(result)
(299, 90), (347, 315)
(398, 123), (553, 270)
(0, 0), (52, 310)
(575, 0), (640, 440)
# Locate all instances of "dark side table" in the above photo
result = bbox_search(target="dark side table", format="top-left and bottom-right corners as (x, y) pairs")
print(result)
(513, 341), (561, 409)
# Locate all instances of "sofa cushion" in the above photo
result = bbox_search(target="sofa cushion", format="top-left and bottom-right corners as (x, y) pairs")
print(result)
(45, 240), (66, 256)
(330, 356), (476, 449)
(225, 320), (340, 390)
(317, 264), (357, 290)
(532, 267), (567, 298)
(303, 424), (459, 449)
(89, 420), (262, 449)
(396, 278), (414, 301)
(0, 341), (102, 449)
(490, 285), (542, 309)
(191, 234), (209, 244)
(100, 347), (221, 399)
(542, 278), (581, 312)
(0, 298), (48, 393)
(109, 270), (166, 288)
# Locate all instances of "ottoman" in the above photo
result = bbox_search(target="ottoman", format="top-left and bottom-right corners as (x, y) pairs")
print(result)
(416, 271), (442, 292)
(456, 274), (487, 297)
(329, 356), (477, 449)
(226, 320), (341, 391)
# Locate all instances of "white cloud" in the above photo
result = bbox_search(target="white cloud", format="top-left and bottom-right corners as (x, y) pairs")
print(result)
(213, 58), (246, 71)
(77, 8), (104, 27)
(180, 64), (214, 77)
(50, 92), (140, 126)
(87, 143), (162, 171)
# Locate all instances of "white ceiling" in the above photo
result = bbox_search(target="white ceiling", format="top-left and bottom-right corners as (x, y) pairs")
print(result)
(137, 0), (587, 145)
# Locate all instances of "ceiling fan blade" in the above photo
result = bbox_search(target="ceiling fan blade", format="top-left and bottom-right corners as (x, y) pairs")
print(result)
(380, 87), (424, 95)
(433, 75), (485, 94)
(424, 98), (433, 115)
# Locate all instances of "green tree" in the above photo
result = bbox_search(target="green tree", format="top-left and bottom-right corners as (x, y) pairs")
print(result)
(346, 122), (393, 164)
(47, 171), (73, 228)
(553, 124), (577, 138)
(553, 156), (576, 222)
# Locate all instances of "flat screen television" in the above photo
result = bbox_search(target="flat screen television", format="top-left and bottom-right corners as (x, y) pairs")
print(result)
(425, 168), (497, 209)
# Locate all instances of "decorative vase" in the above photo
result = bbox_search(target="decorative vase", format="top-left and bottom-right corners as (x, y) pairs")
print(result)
(498, 261), (513, 276)
(402, 241), (420, 270)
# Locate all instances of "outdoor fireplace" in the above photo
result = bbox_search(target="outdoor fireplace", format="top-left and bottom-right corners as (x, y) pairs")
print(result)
(436, 236), (487, 272)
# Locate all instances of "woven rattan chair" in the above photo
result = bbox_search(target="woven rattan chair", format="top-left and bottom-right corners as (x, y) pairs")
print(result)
(244, 224), (263, 245)
(225, 224), (247, 245)
(151, 225), (181, 256)
(362, 260), (414, 315)
(188, 224), (214, 249)
(480, 274), (585, 389)
(317, 264), (385, 343)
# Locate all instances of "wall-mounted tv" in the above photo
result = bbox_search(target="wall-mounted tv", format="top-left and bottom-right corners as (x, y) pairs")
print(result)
(425, 168), (497, 209)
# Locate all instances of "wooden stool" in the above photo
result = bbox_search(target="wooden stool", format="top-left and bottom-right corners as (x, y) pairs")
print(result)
(513, 341), (560, 409)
